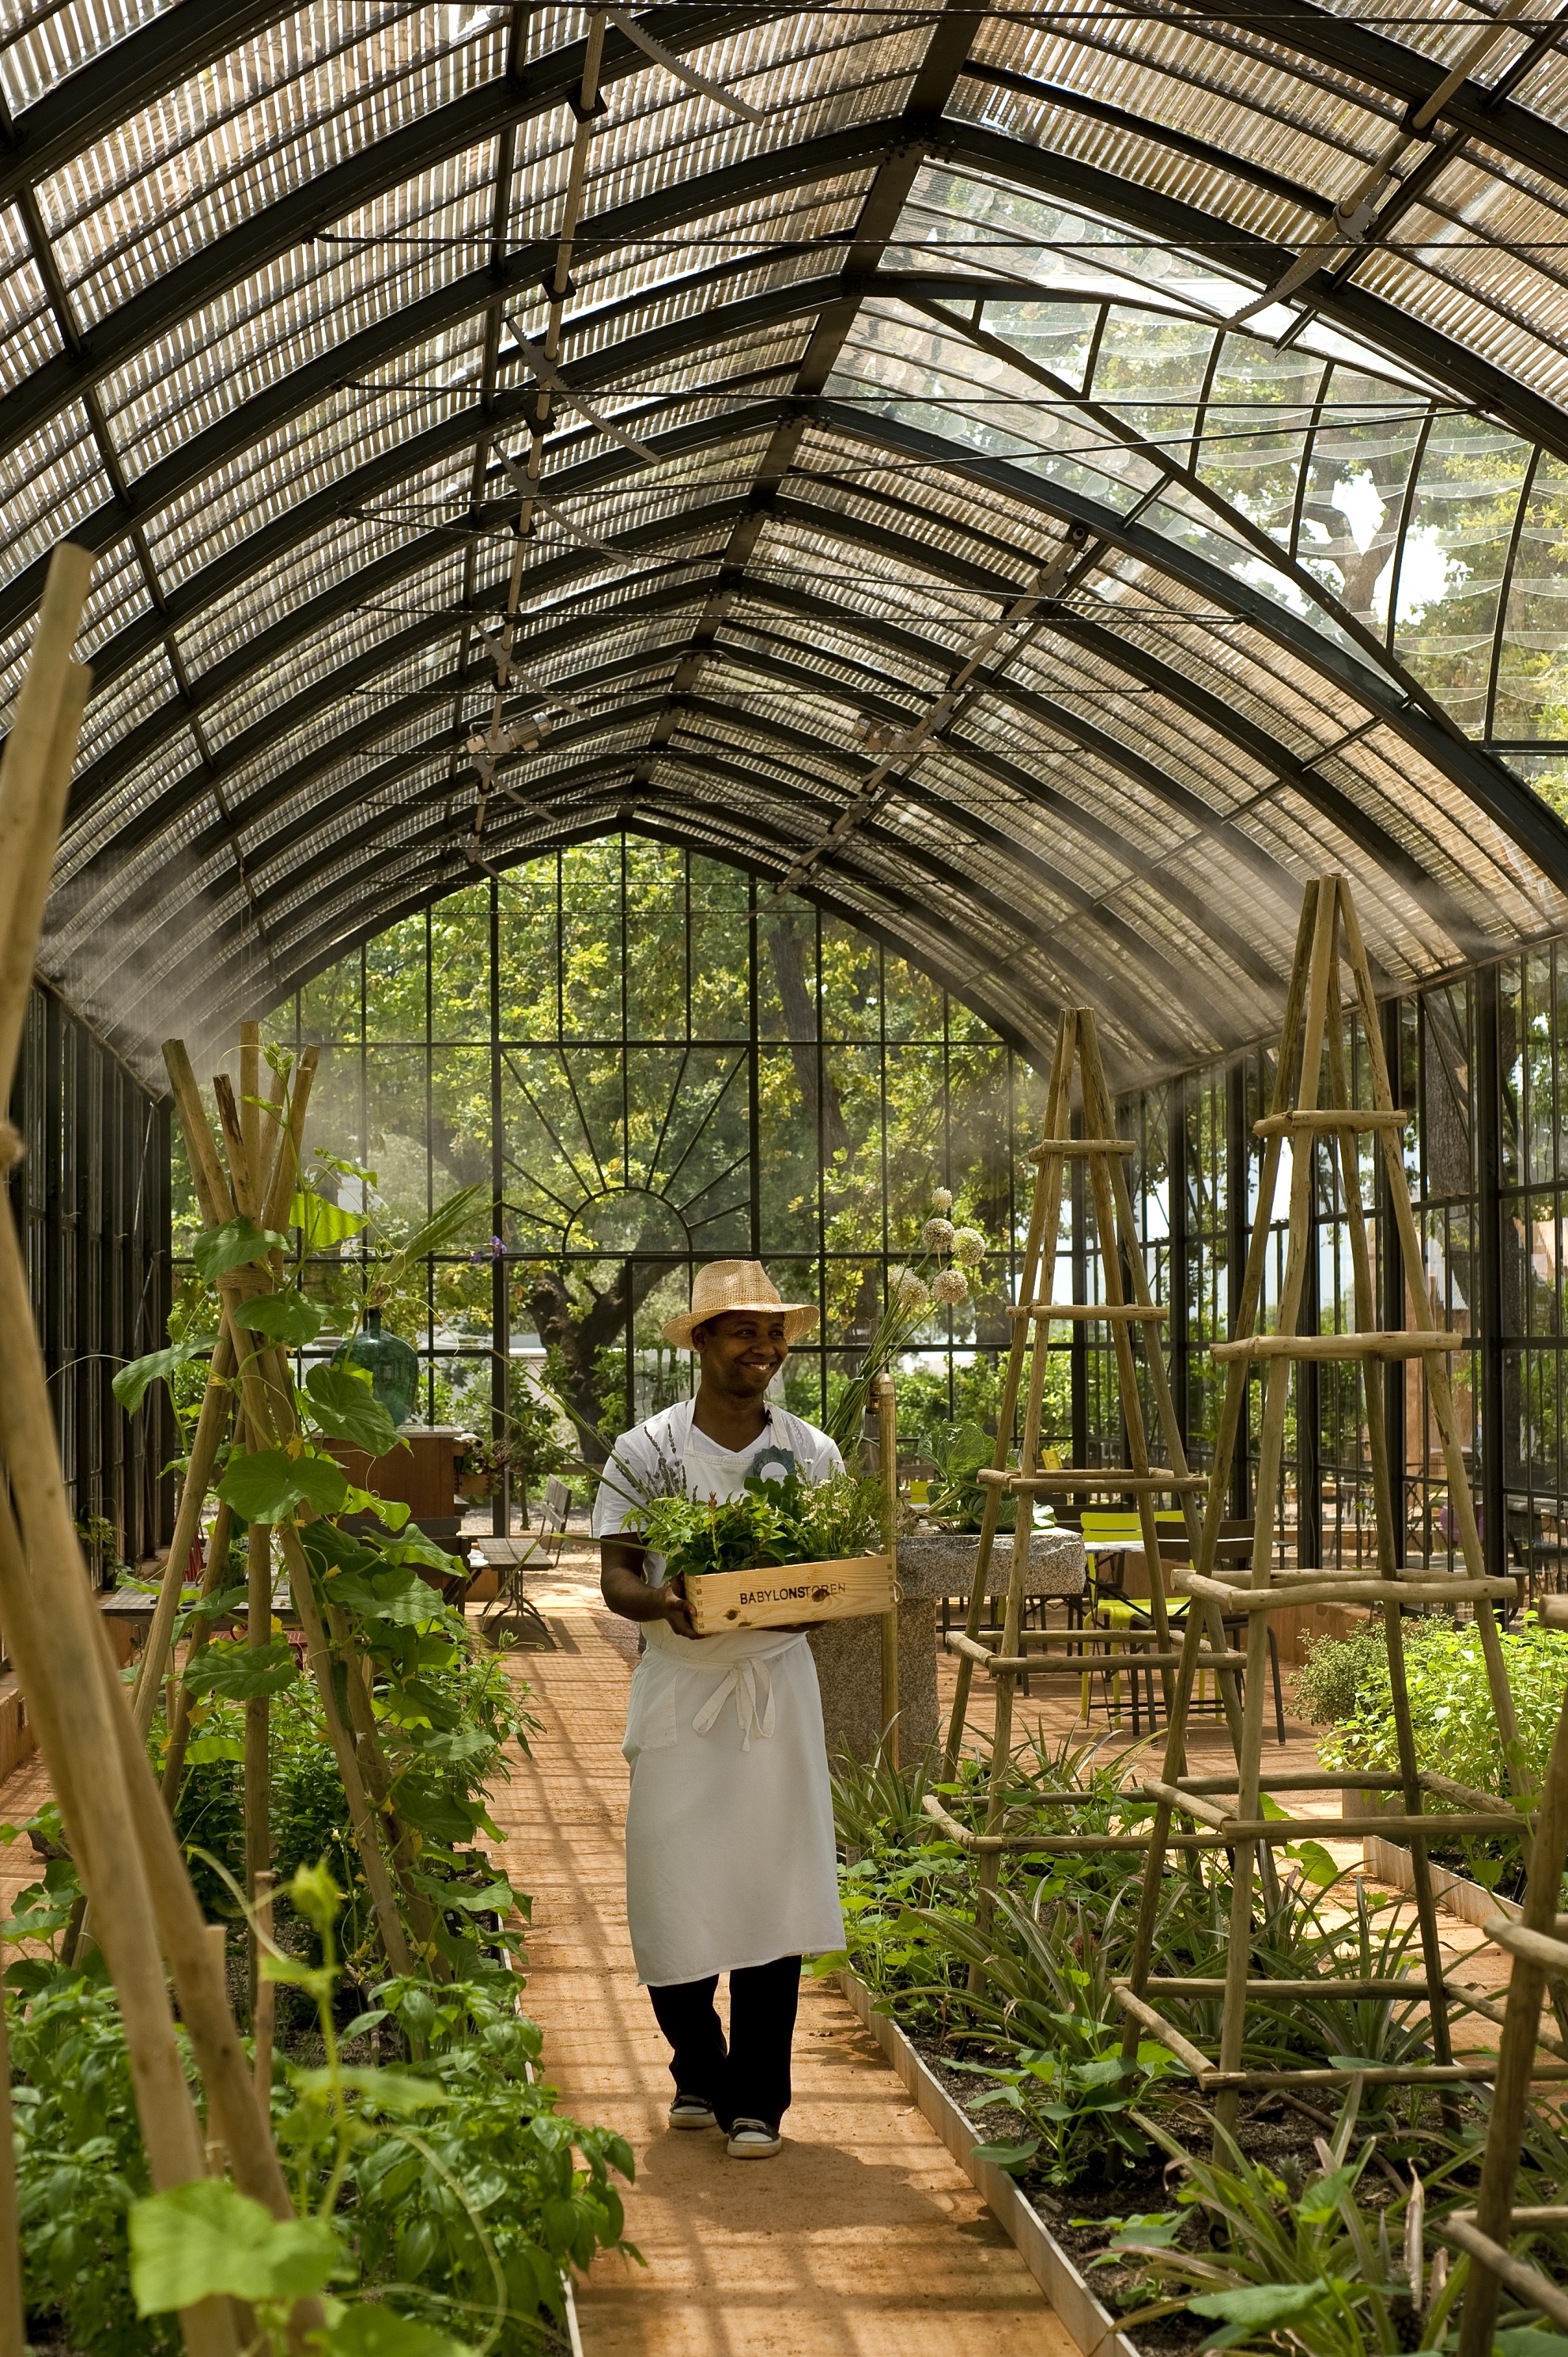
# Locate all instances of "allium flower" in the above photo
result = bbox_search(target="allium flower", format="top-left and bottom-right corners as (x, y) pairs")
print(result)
(931, 1186), (954, 1212)
(952, 1226), (987, 1266)
(931, 1267), (969, 1307)
(921, 1216), (955, 1252)
(891, 1267), (931, 1314)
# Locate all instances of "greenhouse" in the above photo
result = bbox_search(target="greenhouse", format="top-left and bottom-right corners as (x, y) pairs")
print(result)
(16, 0), (1568, 2349)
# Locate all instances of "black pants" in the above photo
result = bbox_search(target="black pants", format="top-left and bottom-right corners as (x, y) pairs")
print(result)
(647, 1955), (801, 2133)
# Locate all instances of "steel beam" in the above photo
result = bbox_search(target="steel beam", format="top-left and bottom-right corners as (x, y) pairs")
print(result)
(0, 4), (799, 468)
(55, 475), (1500, 972)
(1168, 0), (1568, 194)
(49, 255), (1567, 907)
(95, 701), (1227, 1065)
(6, 94), (1568, 667)
(60, 581), (1302, 1012)
(0, 0), (304, 205)
(57, 474), (1483, 966)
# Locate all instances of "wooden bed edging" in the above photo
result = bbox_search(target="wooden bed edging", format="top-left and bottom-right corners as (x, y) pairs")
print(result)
(837, 1971), (1139, 2357)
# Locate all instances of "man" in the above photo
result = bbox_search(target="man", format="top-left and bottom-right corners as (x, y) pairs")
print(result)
(593, 1260), (845, 2160)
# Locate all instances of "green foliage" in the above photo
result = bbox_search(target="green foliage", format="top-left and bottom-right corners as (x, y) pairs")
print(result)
(181, 1634), (301, 1702)
(111, 1339), (209, 1414)
(306, 1362), (402, 1454)
(232, 1290), (327, 1348)
(129, 2180), (345, 2311)
(191, 1215), (288, 1283)
(1096, 2099), (1465, 2357)
(216, 1444), (350, 1523)
(1314, 1613), (1568, 1831)
(120, 1871), (635, 2356)
(633, 1465), (884, 1580)
(925, 1420), (1014, 1532)
(293, 1190), (369, 1250)
(9, 1965), (176, 2354)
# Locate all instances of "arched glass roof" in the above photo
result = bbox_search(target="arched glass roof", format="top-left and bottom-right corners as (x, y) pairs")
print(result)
(11, 0), (1568, 1087)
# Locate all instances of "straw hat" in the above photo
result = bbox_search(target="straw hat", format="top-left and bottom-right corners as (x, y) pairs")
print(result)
(662, 1260), (818, 1351)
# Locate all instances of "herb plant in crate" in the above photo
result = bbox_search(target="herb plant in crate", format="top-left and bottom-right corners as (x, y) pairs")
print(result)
(632, 1462), (891, 1632)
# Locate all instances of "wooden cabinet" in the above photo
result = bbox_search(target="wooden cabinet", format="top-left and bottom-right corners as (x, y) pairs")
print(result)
(326, 1428), (467, 1520)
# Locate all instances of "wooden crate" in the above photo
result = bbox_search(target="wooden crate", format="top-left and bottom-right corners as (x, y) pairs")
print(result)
(683, 1553), (894, 1634)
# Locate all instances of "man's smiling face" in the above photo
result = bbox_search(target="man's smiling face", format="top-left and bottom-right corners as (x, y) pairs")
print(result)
(695, 1309), (789, 1401)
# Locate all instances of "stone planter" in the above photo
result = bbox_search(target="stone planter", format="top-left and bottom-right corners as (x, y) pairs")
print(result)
(896, 1527), (1086, 1599)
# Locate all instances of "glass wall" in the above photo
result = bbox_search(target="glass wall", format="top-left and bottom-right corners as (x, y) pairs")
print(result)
(229, 829), (1568, 1582)
(7, 980), (171, 1587)
(255, 840), (1052, 1473)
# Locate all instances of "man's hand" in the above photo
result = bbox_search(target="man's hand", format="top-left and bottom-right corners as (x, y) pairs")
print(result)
(601, 1539), (708, 1638)
(658, 1573), (700, 1640)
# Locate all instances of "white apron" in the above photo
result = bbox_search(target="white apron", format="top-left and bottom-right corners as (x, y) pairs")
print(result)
(621, 1408), (845, 1988)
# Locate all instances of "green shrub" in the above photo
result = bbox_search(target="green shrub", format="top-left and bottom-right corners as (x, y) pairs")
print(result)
(1294, 1616), (1451, 1726)
(1315, 1613), (1568, 1802)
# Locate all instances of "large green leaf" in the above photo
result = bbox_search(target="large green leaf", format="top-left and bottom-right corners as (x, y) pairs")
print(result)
(128, 2181), (345, 2311)
(292, 1190), (368, 1250)
(191, 1216), (287, 1284)
(217, 1447), (349, 1523)
(323, 2306), (474, 2356)
(321, 1560), (444, 1629)
(1188, 2281), (1334, 2327)
(183, 1636), (300, 1701)
(112, 1340), (210, 1414)
(231, 1291), (324, 1349)
(306, 1363), (399, 1455)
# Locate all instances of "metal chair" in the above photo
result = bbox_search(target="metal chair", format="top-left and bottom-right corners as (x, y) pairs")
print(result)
(479, 1475), (571, 1649)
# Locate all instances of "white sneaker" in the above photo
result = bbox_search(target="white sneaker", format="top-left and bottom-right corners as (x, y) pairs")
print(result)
(726, 2117), (782, 2158)
(668, 2094), (717, 2131)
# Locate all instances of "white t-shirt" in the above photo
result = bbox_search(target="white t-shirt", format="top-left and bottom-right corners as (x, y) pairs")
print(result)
(591, 1397), (843, 1548)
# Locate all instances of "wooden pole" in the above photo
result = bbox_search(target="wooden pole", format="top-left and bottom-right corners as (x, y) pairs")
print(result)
(0, 1381), (236, 2357)
(244, 1515), (273, 2017)
(0, 1916), (25, 2357)
(161, 1501), (234, 1801)
(942, 1016), (1075, 1777)
(876, 1373), (899, 1769)
(132, 1328), (236, 1735)
(1454, 1679), (1568, 2357)
(0, 543), (238, 2357)
(0, 544), (94, 1097)
(253, 1872), (277, 2120)
(1336, 886), (1530, 1794)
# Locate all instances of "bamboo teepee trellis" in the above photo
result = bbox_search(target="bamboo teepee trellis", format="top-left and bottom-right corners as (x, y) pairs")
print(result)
(1448, 1590), (1568, 2356)
(0, 547), (315, 2355)
(928, 1007), (1245, 1952)
(1115, 876), (1542, 2129)
(154, 1037), (434, 1980)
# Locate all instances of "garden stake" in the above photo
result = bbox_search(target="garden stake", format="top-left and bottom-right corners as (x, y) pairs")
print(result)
(245, 1513), (274, 2015)
(876, 1372), (899, 1769)
(165, 1043), (417, 1978)
(933, 1007), (1236, 1987)
(162, 1499), (235, 1800)
(253, 1872), (277, 2116)
(1113, 875), (1534, 2137)
(132, 1326), (236, 1736)
(1450, 1617), (1568, 2357)
(322, 1596), (444, 1968)
(274, 1522), (415, 1976)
